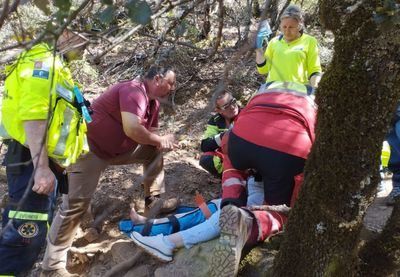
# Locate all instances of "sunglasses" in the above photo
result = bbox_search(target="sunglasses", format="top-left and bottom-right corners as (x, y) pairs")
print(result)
(218, 98), (237, 110)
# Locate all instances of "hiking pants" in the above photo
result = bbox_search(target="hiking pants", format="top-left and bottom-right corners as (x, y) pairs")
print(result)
(222, 132), (305, 208)
(0, 141), (61, 276)
(42, 145), (164, 270)
(387, 129), (400, 191)
(199, 150), (223, 178)
(221, 132), (304, 245)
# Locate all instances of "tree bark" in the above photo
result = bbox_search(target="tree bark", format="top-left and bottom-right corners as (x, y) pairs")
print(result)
(358, 200), (400, 276)
(264, 0), (290, 32)
(272, 0), (400, 276)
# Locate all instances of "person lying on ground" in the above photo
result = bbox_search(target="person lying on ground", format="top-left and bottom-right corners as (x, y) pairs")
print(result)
(119, 176), (265, 262)
(199, 91), (240, 177)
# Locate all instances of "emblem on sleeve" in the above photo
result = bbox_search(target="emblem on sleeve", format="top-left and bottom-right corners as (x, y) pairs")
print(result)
(18, 222), (39, 238)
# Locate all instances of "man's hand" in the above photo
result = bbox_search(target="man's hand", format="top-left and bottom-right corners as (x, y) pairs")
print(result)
(24, 120), (55, 195)
(32, 166), (56, 195)
(158, 134), (178, 151)
(256, 20), (272, 49)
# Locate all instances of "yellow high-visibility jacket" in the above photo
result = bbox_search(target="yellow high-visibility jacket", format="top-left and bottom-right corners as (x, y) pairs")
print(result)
(1, 43), (88, 167)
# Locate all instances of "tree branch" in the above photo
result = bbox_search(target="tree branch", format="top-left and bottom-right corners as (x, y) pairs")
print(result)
(0, 0), (92, 62)
(208, 0), (224, 57)
(92, 0), (195, 63)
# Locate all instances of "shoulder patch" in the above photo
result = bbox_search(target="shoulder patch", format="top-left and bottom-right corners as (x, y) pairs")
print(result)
(18, 222), (39, 238)
(32, 60), (50, 79)
(32, 70), (49, 79)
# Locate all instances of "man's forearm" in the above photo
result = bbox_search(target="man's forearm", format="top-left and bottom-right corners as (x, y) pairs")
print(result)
(126, 124), (161, 147)
(23, 120), (49, 168)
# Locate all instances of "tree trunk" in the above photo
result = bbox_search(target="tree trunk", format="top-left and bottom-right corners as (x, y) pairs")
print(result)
(264, 0), (290, 32)
(358, 200), (400, 276)
(197, 1), (211, 41)
(272, 1), (400, 276)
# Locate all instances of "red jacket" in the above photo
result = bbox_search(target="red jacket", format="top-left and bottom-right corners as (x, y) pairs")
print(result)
(232, 91), (316, 159)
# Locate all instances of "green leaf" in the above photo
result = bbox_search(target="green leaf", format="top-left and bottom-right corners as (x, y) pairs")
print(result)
(126, 0), (152, 25)
(99, 6), (116, 24)
(33, 0), (51, 15)
(54, 0), (71, 11)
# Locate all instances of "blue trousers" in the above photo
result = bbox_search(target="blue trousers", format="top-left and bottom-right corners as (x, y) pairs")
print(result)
(387, 129), (400, 189)
(0, 148), (54, 275)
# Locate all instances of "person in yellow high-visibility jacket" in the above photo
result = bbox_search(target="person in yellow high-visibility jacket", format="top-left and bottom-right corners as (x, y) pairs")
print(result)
(0, 29), (89, 276)
(255, 5), (322, 88)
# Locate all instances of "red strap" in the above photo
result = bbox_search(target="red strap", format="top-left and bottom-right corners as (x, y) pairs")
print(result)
(195, 192), (212, 219)
(290, 173), (304, 207)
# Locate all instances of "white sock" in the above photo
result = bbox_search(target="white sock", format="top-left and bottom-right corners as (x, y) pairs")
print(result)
(163, 236), (176, 249)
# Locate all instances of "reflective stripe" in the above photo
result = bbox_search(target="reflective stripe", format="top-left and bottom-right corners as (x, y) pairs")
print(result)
(265, 81), (310, 95)
(8, 210), (48, 221)
(53, 105), (74, 156)
(257, 81), (316, 108)
(222, 177), (246, 187)
(214, 133), (222, 146)
(0, 275), (15, 277)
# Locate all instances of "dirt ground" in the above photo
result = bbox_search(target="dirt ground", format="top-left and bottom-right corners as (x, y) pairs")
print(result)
(0, 33), (395, 276)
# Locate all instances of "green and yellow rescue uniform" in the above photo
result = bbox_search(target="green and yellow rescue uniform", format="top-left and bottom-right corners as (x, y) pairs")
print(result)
(199, 114), (231, 177)
(257, 33), (322, 85)
(0, 43), (88, 276)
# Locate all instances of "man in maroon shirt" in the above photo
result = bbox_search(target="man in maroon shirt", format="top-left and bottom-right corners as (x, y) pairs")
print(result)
(41, 65), (179, 276)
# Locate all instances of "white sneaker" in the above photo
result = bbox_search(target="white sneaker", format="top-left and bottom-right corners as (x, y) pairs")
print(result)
(130, 232), (173, 262)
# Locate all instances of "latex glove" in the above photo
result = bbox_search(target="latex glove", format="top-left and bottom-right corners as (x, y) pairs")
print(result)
(256, 20), (272, 49)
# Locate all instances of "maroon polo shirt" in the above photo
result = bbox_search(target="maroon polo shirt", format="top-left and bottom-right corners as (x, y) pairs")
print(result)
(87, 79), (159, 159)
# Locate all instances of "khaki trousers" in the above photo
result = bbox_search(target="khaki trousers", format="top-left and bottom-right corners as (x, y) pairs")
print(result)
(42, 145), (164, 270)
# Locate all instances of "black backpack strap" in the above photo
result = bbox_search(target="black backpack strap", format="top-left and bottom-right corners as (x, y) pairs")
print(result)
(167, 215), (181, 233)
(141, 219), (154, 236)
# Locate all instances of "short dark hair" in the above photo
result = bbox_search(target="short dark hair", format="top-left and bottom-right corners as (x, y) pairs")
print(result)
(144, 65), (174, 79)
(215, 91), (232, 104)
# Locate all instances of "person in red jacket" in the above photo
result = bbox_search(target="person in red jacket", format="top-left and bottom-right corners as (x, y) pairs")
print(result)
(209, 81), (317, 277)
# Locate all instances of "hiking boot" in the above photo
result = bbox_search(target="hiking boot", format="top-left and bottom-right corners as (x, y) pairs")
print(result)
(40, 268), (79, 277)
(145, 196), (180, 216)
(130, 232), (174, 262)
(209, 205), (253, 277)
(386, 186), (400, 206)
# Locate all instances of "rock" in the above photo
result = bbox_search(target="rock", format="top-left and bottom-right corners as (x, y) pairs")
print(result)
(239, 244), (277, 277)
(110, 241), (137, 264)
(124, 264), (151, 277)
(154, 238), (218, 277)
(154, 235), (280, 277)
(84, 227), (100, 243)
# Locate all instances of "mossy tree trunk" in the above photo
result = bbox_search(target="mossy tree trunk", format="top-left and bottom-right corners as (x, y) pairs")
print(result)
(272, 1), (400, 276)
(358, 200), (400, 276)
